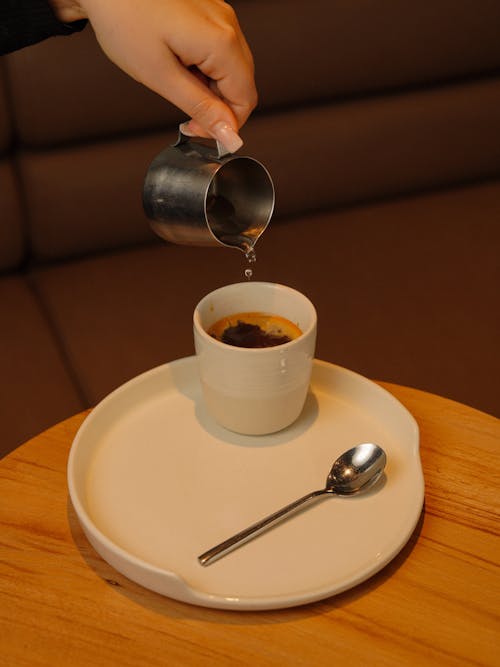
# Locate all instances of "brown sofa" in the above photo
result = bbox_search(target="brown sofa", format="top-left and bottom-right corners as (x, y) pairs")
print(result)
(1, 1), (500, 458)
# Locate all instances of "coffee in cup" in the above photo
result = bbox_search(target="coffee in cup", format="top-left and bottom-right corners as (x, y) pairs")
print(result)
(206, 312), (302, 348)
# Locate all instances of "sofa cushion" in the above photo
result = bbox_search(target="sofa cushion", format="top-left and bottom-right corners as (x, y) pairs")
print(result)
(0, 66), (25, 272)
(261, 181), (500, 418)
(0, 65), (11, 150)
(0, 162), (24, 271)
(0, 276), (84, 457)
(19, 133), (163, 261)
(5, 1), (500, 148)
(4, 29), (180, 148)
(245, 77), (500, 220)
(31, 242), (231, 404)
(32, 180), (500, 417)
(240, 0), (500, 110)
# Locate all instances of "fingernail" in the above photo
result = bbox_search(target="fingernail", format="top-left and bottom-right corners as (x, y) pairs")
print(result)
(213, 122), (243, 153)
(179, 121), (197, 137)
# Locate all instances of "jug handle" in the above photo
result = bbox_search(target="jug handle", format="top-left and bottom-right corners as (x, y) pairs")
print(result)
(175, 125), (231, 159)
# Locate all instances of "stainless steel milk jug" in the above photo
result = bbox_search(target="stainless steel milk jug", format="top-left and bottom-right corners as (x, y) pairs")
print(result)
(143, 128), (275, 254)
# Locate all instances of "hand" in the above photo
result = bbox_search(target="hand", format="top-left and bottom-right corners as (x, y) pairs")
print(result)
(50, 0), (257, 152)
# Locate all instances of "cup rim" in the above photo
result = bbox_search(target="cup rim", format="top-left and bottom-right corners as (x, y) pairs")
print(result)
(193, 281), (317, 353)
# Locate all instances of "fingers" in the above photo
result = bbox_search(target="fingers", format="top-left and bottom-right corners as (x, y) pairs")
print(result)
(80, 0), (257, 150)
(161, 61), (244, 151)
(163, 1), (257, 141)
(49, 0), (86, 22)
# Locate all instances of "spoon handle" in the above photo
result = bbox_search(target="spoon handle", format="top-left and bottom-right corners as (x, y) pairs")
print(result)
(198, 488), (328, 566)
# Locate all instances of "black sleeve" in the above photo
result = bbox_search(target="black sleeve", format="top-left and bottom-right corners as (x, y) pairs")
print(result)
(0, 0), (87, 55)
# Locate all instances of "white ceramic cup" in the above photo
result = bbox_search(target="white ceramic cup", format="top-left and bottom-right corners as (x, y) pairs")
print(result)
(193, 282), (317, 435)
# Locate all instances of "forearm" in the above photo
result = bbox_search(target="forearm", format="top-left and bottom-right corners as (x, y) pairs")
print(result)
(0, 0), (87, 55)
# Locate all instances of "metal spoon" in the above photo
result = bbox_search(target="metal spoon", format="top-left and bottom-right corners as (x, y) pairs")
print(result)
(198, 442), (387, 566)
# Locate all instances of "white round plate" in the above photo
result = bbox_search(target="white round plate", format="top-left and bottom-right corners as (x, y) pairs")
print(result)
(68, 357), (423, 610)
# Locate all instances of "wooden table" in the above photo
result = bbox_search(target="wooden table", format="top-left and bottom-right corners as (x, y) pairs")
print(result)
(1, 383), (498, 666)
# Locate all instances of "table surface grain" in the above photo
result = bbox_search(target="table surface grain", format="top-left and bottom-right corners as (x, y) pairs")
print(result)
(0, 382), (499, 667)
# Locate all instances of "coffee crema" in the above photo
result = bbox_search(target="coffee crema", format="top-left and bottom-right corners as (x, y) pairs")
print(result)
(207, 312), (302, 348)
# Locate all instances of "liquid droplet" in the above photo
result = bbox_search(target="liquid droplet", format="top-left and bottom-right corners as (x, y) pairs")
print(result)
(245, 246), (257, 264)
(241, 242), (256, 280)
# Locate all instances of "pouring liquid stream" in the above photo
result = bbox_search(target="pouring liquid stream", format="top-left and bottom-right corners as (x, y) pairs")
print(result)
(243, 244), (256, 280)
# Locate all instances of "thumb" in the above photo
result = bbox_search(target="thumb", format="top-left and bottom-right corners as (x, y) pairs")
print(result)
(164, 63), (243, 152)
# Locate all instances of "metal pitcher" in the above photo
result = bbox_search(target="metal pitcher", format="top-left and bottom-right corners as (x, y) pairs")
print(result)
(143, 129), (275, 255)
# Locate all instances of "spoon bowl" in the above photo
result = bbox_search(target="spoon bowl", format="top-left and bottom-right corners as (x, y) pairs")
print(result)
(199, 442), (387, 566)
(327, 443), (387, 494)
